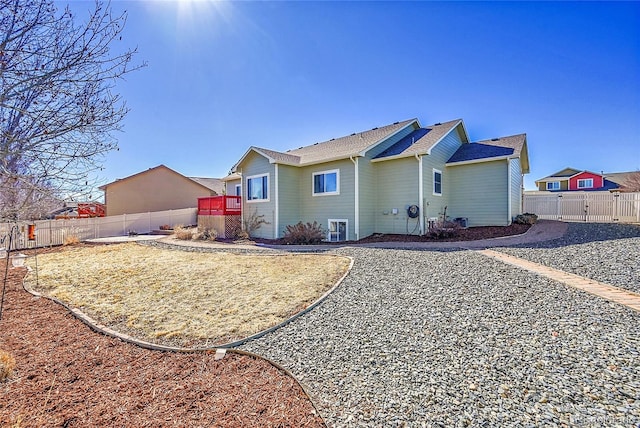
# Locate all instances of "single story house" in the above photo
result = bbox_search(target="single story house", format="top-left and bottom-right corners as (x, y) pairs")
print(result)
(225, 118), (530, 241)
(100, 164), (223, 216)
(534, 167), (631, 192)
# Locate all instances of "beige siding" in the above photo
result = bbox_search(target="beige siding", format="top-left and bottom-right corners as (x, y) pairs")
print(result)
(277, 165), (301, 235)
(448, 160), (510, 226)
(240, 151), (276, 239)
(374, 157), (420, 234)
(104, 168), (214, 216)
(298, 159), (356, 240)
(510, 158), (523, 219)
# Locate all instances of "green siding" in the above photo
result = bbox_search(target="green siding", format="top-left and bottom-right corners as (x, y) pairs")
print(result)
(510, 158), (522, 220)
(277, 165), (301, 236)
(358, 157), (376, 239)
(298, 159), (356, 240)
(421, 127), (465, 221)
(374, 157), (420, 234)
(239, 151), (276, 239)
(225, 179), (241, 196)
(448, 160), (509, 226)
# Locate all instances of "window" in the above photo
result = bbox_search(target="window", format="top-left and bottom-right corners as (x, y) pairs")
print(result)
(577, 178), (593, 189)
(234, 184), (241, 196)
(313, 169), (339, 196)
(247, 174), (269, 201)
(328, 219), (348, 242)
(433, 169), (442, 196)
(546, 182), (560, 190)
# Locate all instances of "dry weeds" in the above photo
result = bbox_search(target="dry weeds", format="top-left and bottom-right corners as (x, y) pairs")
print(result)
(25, 243), (350, 347)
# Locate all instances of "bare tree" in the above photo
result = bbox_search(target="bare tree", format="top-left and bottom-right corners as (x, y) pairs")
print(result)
(0, 0), (143, 220)
(619, 171), (640, 193)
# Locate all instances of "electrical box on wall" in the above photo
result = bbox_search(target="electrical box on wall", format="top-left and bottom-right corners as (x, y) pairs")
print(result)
(392, 208), (398, 215)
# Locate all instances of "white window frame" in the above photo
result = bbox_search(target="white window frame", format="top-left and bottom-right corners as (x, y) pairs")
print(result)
(546, 181), (560, 190)
(327, 219), (348, 242)
(246, 173), (269, 202)
(433, 168), (442, 196)
(577, 178), (593, 189)
(312, 169), (340, 196)
(234, 184), (242, 196)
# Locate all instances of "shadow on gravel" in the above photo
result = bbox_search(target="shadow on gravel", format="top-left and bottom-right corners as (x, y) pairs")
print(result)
(511, 222), (640, 249)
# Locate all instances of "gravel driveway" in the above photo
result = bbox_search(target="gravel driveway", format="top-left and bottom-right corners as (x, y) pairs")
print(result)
(239, 224), (640, 427)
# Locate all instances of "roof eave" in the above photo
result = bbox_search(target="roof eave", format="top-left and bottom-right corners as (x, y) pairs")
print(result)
(446, 154), (513, 167)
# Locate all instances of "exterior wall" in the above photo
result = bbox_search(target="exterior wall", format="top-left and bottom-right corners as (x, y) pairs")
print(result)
(225, 179), (242, 196)
(359, 122), (418, 239)
(569, 171), (604, 190)
(448, 160), (510, 226)
(374, 157), (419, 234)
(239, 151), (276, 239)
(277, 165), (301, 236)
(539, 179), (569, 191)
(104, 168), (214, 216)
(298, 159), (356, 241)
(510, 158), (523, 220)
(421, 127), (466, 221)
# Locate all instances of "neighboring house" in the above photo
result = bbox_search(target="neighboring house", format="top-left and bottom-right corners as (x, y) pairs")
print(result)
(534, 167), (628, 192)
(99, 165), (223, 216)
(227, 118), (530, 241)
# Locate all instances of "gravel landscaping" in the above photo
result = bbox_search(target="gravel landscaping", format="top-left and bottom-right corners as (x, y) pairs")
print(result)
(239, 244), (640, 427)
(497, 223), (640, 294)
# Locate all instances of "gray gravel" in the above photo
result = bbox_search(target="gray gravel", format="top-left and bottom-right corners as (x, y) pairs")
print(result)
(497, 223), (640, 294)
(239, 246), (640, 427)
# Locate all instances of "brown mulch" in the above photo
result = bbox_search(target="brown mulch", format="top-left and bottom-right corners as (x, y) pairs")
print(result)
(252, 223), (531, 245)
(0, 260), (325, 428)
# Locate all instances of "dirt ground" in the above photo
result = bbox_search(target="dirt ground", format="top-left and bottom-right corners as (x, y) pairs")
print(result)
(0, 261), (325, 428)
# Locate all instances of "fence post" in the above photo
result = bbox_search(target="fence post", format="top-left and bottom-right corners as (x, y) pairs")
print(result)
(123, 213), (126, 236)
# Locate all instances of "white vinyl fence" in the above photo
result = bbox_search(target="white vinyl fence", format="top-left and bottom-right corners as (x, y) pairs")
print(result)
(0, 208), (197, 251)
(523, 192), (640, 223)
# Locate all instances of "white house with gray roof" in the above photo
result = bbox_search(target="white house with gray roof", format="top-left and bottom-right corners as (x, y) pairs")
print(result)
(225, 118), (530, 241)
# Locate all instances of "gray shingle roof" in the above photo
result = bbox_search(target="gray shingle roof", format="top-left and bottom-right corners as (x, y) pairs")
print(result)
(188, 177), (224, 194)
(447, 133), (527, 164)
(285, 119), (417, 164)
(373, 120), (463, 160)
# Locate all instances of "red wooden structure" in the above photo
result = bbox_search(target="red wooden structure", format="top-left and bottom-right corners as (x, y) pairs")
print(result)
(77, 202), (106, 218)
(198, 196), (242, 216)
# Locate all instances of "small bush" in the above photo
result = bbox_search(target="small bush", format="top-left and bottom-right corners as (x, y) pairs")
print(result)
(428, 222), (460, 239)
(194, 227), (218, 241)
(243, 209), (269, 238)
(235, 230), (250, 241)
(514, 213), (538, 225)
(0, 349), (16, 381)
(159, 224), (171, 231)
(63, 235), (80, 246)
(282, 221), (324, 245)
(174, 226), (194, 240)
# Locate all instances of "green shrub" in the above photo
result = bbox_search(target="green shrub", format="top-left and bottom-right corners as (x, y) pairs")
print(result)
(282, 221), (324, 245)
(513, 213), (538, 225)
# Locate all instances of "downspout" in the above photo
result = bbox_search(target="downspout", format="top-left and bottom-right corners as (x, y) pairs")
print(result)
(274, 163), (279, 239)
(415, 154), (424, 235)
(350, 156), (359, 241)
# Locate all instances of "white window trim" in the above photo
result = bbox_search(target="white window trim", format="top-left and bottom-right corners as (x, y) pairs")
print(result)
(234, 184), (242, 196)
(433, 168), (442, 196)
(327, 219), (348, 242)
(246, 173), (270, 203)
(546, 181), (560, 190)
(577, 178), (593, 189)
(312, 169), (340, 196)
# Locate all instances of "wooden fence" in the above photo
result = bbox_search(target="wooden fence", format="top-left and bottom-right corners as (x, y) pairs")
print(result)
(523, 192), (640, 223)
(0, 208), (197, 251)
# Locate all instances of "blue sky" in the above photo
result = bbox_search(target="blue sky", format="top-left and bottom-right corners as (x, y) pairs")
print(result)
(68, 0), (639, 192)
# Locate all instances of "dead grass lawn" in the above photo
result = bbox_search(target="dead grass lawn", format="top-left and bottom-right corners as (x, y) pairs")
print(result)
(24, 243), (350, 347)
